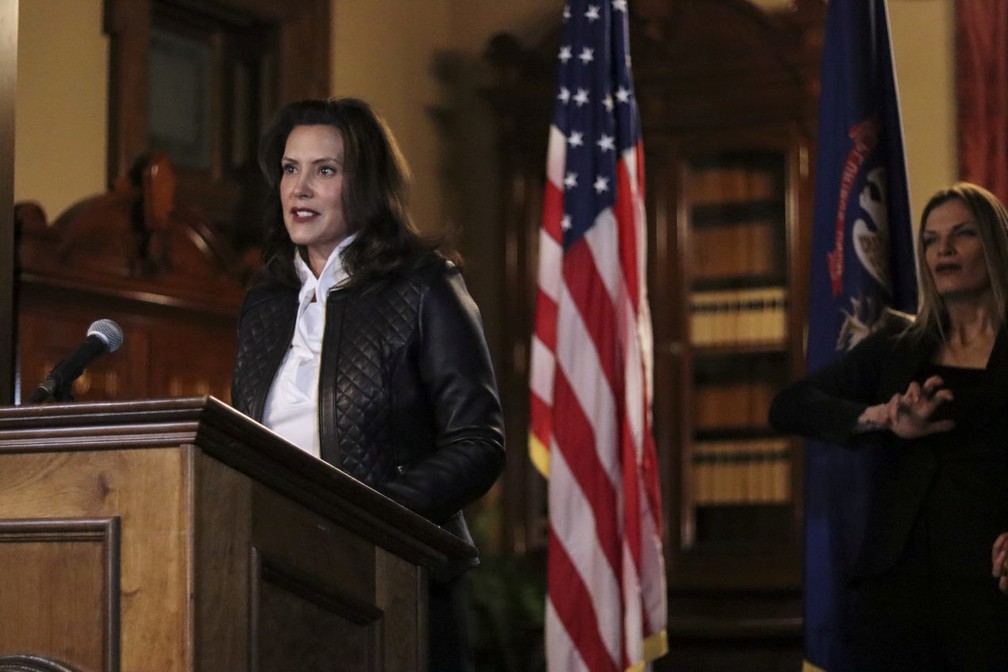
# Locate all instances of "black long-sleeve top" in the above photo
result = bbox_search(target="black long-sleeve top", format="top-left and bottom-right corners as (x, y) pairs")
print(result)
(769, 314), (1008, 580)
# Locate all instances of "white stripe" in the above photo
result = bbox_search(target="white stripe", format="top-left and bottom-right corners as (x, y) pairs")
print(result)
(546, 597), (590, 672)
(622, 538), (644, 665)
(546, 125), (568, 189)
(621, 146), (642, 199)
(555, 283), (620, 487)
(550, 439), (623, 666)
(585, 202), (651, 456)
(629, 150), (656, 404)
(622, 305), (646, 453)
(538, 228), (564, 303)
(585, 207), (621, 303)
(639, 486), (668, 636)
(529, 335), (556, 406)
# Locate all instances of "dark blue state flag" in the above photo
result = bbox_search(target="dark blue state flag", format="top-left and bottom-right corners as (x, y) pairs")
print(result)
(804, 1), (917, 670)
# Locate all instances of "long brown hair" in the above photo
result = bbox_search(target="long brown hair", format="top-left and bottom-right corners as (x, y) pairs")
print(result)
(257, 97), (445, 287)
(907, 182), (1008, 342)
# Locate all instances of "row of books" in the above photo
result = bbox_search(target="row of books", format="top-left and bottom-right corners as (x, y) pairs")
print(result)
(691, 221), (781, 280)
(687, 166), (781, 206)
(690, 439), (791, 504)
(693, 382), (777, 430)
(690, 287), (787, 346)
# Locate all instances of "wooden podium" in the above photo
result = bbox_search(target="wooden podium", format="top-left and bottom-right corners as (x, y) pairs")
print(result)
(0, 397), (475, 672)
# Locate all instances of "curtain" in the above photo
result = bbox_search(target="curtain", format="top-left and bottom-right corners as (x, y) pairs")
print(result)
(956, 0), (1008, 203)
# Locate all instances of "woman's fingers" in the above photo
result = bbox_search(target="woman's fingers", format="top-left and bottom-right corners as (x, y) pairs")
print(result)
(904, 381), (921, 404)
(920, 375), (945, 396)
(992, 533), (1008, 594)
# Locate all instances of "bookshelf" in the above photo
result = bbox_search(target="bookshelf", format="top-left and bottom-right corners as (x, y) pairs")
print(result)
(682, 151), (796, 546)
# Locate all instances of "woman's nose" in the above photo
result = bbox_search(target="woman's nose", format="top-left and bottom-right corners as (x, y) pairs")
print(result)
(291, 175), (312, 197)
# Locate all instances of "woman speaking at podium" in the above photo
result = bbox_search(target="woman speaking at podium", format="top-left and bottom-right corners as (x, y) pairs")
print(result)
(231, 97), (505, 672)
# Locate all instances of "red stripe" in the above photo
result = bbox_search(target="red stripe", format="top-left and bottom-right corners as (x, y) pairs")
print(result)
(615, 152), (642, 308)
(549, 526), (620, 672)
(534, 289), (558, 352)
(552, 370), (622, 576)
(621, 419), (643, 570)
(529, 391), (553, 450)
(543, 178), (565, 242)
(562, 238), (620, 391)
(641, 415), (664, 535)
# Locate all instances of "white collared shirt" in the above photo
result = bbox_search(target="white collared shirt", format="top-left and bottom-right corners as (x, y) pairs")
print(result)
(262, 237), (355, 457)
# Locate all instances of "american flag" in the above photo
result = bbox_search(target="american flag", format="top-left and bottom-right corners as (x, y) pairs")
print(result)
(528, 1), (668, 670)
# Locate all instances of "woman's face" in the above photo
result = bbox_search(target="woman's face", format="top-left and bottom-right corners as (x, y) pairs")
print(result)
(280, 124), (348, 275)
(922, 198), (991, 301)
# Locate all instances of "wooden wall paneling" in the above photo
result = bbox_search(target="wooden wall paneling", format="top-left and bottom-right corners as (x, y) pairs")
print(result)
(15, 153), (249, 404)
(0, 0), (15, 405)
(104, 0), (151, 189)
(481, 32), (553, 557)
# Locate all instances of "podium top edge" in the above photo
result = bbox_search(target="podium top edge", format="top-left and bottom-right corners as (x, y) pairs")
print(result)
(0, 395), (477, 563)
(0, 395), (230, 423)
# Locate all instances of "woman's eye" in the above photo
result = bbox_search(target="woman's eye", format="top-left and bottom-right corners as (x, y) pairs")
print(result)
(319, 165), (337, 176)
(922, 237), (936, 248)
(282, 163), (296, 175)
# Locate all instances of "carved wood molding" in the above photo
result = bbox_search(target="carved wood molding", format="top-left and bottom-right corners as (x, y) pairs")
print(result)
(15, 152), (253, 317)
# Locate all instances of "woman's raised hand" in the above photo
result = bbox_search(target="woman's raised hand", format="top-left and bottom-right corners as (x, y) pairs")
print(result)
(993, 532), (1008, 595)
(856, 375), (954, 438)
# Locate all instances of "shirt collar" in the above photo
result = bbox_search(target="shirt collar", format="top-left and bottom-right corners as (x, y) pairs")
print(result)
(293, 234), (357, 304)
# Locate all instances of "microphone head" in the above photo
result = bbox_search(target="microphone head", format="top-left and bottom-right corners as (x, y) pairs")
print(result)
(87, 319), (124, 353)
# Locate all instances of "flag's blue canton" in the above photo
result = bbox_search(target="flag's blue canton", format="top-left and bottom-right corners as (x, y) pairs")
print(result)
(553, 1), (639, 249)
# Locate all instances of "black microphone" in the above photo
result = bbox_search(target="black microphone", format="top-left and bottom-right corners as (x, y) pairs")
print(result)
(28, 319), (125, 403)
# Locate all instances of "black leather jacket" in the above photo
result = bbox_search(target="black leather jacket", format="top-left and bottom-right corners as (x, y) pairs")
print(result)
(231, 256), (505, 554)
